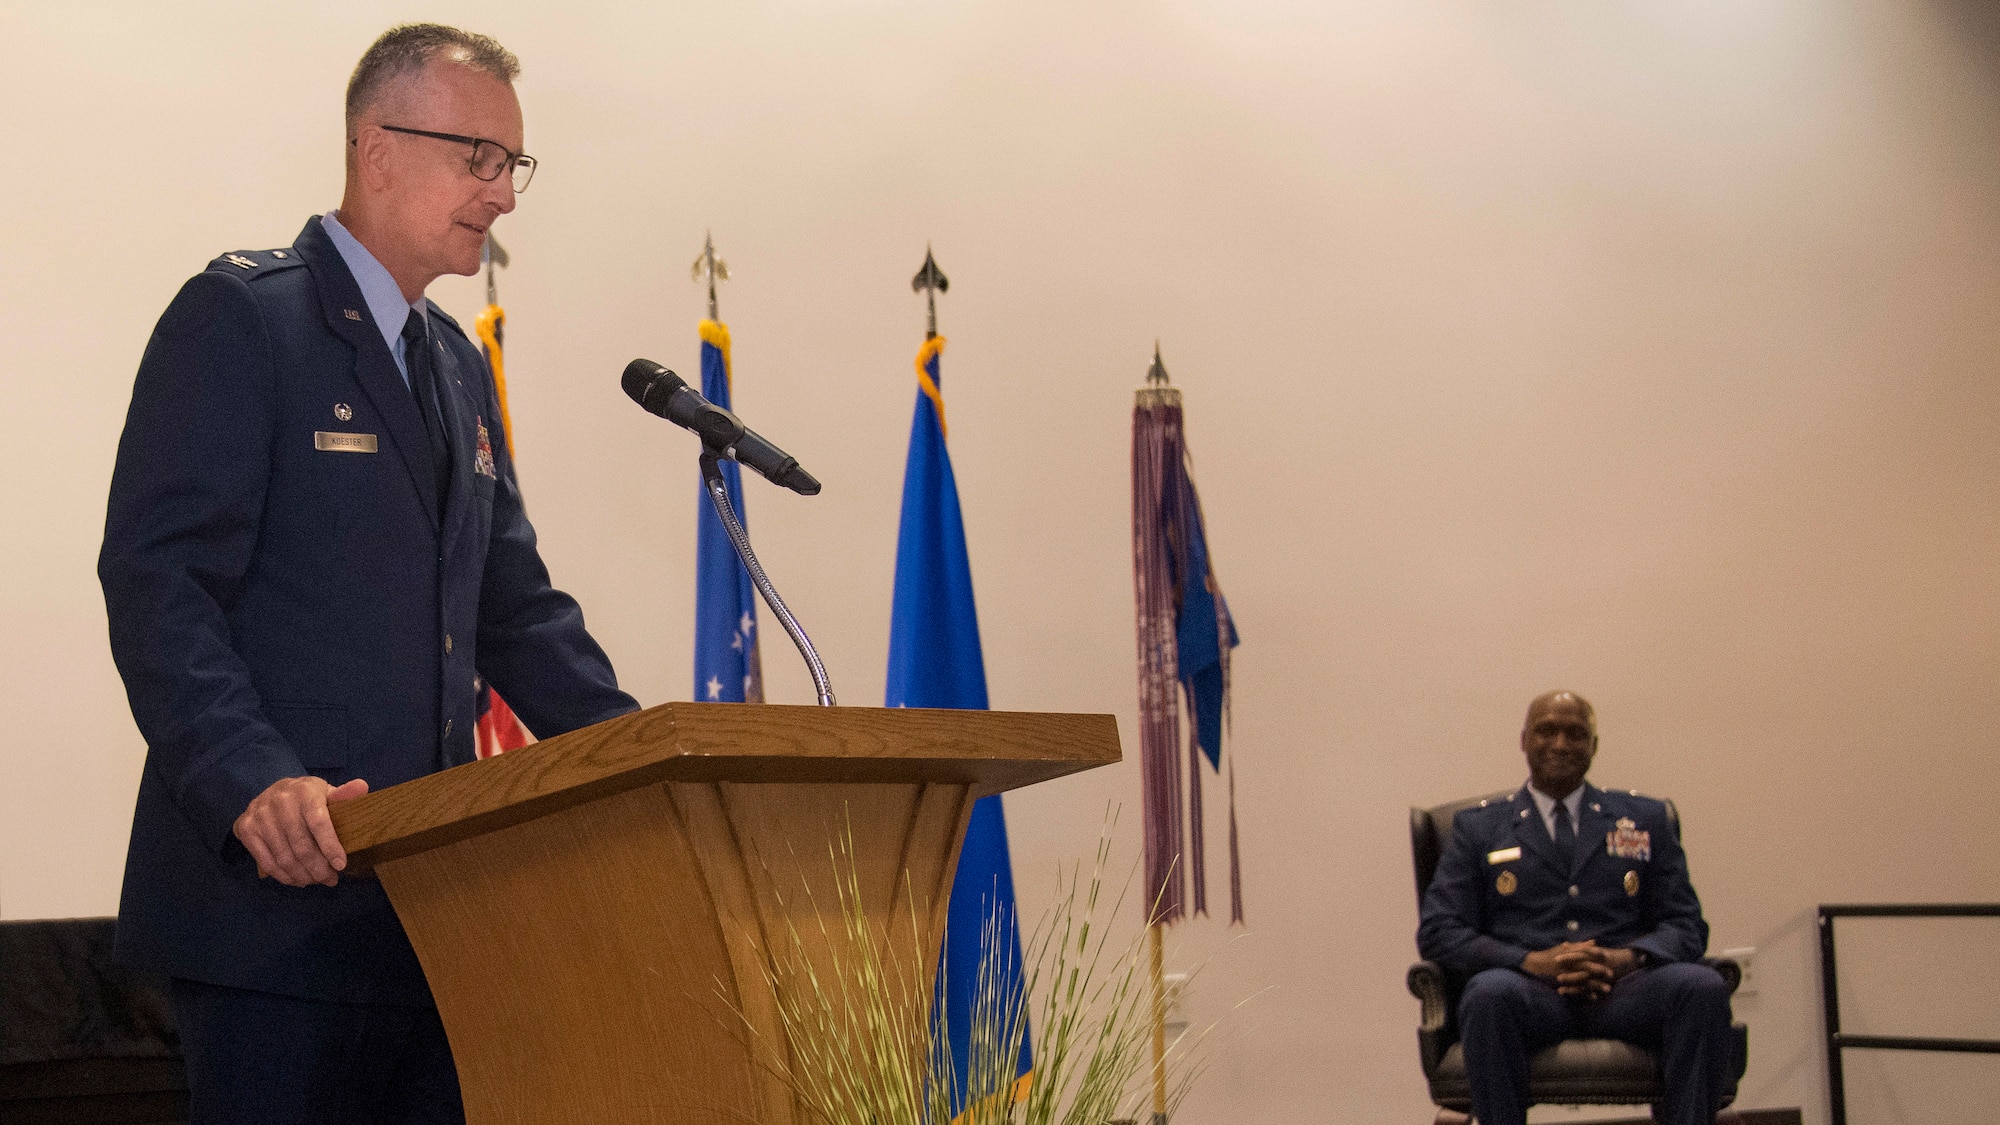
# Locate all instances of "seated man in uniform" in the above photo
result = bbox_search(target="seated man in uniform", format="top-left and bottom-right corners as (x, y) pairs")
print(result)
(1417, 690), (1733, 1125)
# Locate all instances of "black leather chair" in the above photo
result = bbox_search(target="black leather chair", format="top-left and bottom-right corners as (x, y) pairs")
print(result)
(1407, 791), (1747, 1125)
(0, 917), (187, 1124)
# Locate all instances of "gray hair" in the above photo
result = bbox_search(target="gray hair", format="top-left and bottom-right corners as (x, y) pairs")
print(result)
(345, 24), (519, 131)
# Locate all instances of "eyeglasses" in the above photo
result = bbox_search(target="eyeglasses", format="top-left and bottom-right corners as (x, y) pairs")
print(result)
(375, 125), (537, 192)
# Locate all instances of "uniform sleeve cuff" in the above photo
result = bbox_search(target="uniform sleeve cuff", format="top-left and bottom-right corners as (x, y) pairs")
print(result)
(1629, 939), (1674, 966)
(178, 740), (304, 855)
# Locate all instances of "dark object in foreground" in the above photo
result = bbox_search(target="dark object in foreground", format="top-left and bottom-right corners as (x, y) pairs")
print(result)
(0, 917), (187, 1124)
(1818, 902), (2000, 1125)
(1429, 1111), (1798, 1125)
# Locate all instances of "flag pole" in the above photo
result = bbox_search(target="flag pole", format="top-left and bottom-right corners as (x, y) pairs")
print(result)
(1137, 343), (1179, 1125)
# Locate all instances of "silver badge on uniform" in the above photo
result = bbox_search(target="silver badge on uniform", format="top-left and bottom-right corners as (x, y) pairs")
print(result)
(334, 403), (353, 422)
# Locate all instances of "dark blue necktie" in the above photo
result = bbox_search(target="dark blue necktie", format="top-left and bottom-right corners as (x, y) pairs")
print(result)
(1553, 801), (1577, 865)
(401, 309), (450, 506)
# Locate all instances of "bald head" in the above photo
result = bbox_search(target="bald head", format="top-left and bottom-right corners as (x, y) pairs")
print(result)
(1525, 690), (1595, 732)
(1520, 689), (1598, 799)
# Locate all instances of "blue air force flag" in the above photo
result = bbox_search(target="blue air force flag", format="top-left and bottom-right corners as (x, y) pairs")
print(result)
(693, 319), (764, 703)
(886, 336), (1033, 1112)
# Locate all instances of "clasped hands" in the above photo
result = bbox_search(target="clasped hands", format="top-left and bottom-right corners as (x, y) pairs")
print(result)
(1520, 940), (1641, 999)
(232, 776), (370, 887)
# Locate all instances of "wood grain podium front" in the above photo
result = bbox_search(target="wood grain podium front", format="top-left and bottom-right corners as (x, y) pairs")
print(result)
(329, 702), (1119, 1125)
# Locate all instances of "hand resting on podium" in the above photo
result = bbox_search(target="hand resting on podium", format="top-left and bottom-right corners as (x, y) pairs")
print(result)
(235, 776), (370, 886)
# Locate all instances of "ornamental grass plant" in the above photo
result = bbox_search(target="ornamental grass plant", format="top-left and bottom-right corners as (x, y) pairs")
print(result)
(741, 820), (1204, 1125)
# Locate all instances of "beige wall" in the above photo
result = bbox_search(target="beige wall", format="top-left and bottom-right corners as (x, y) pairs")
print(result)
(5, 1), (1999, 1121)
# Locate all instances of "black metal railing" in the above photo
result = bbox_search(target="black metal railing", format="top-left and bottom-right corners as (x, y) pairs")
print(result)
(1818, 903), (2000, 1125)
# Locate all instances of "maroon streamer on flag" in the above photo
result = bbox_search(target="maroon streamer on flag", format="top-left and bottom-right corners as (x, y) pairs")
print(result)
(1133, 387), (1188, 924)
(1132, 373), (1243, 927)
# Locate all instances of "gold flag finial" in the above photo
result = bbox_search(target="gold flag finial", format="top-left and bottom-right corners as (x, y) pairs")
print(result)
(691, 231), (729, 321)
(1138, 341), (1181, 407)
(911, 245), (948, 340)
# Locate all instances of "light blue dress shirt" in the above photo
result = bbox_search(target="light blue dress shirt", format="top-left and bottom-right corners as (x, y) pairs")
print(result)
(1527, 783), (1585, 841)
(320, 210), (425, 388)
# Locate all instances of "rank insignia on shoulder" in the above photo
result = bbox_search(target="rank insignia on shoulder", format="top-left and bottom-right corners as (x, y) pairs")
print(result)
(1607, 817), (1651, 861)
(474, 416), (497, 479)
(1624, 870), (1640, 896)
(1496, 871), (1517, 896)
(224, 254), (256, 270)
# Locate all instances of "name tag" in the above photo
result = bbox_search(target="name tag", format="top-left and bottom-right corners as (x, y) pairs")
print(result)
(315, 431), (378, 453)
(1487, 846), (1522, 865)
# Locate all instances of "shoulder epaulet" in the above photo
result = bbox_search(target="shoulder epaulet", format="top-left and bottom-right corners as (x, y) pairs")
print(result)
(1464, 794), (1517, 816)
(425, 300), (468, 340)
(207, 248), (306, 278)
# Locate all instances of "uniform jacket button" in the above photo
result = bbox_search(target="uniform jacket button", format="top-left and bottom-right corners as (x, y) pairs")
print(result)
(1566, 919), (1580, 932)
(1569, 885), (1580, 897)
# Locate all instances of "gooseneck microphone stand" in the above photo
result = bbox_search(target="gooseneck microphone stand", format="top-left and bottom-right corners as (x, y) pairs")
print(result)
(698, 449), (835, 706)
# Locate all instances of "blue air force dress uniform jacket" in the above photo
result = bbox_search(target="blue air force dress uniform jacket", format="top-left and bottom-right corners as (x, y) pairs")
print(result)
(1417, 785), (1708, 979)
(99, 216), (639, 1006)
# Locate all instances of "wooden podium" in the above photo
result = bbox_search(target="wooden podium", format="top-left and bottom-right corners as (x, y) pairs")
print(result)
(329, 702), (1119, 1125)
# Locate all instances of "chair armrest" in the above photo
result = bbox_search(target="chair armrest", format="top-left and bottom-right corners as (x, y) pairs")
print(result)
(1407, 961), (1449, 1028)
(1701, 956), (1742, 995)
(1407, 961), (1452, 1078)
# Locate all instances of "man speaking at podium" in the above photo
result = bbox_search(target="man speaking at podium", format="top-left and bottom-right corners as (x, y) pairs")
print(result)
(98, 25), (637, 1122)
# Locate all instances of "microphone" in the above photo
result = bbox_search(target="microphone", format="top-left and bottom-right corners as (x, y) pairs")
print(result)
(622, 359), (822, 496)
